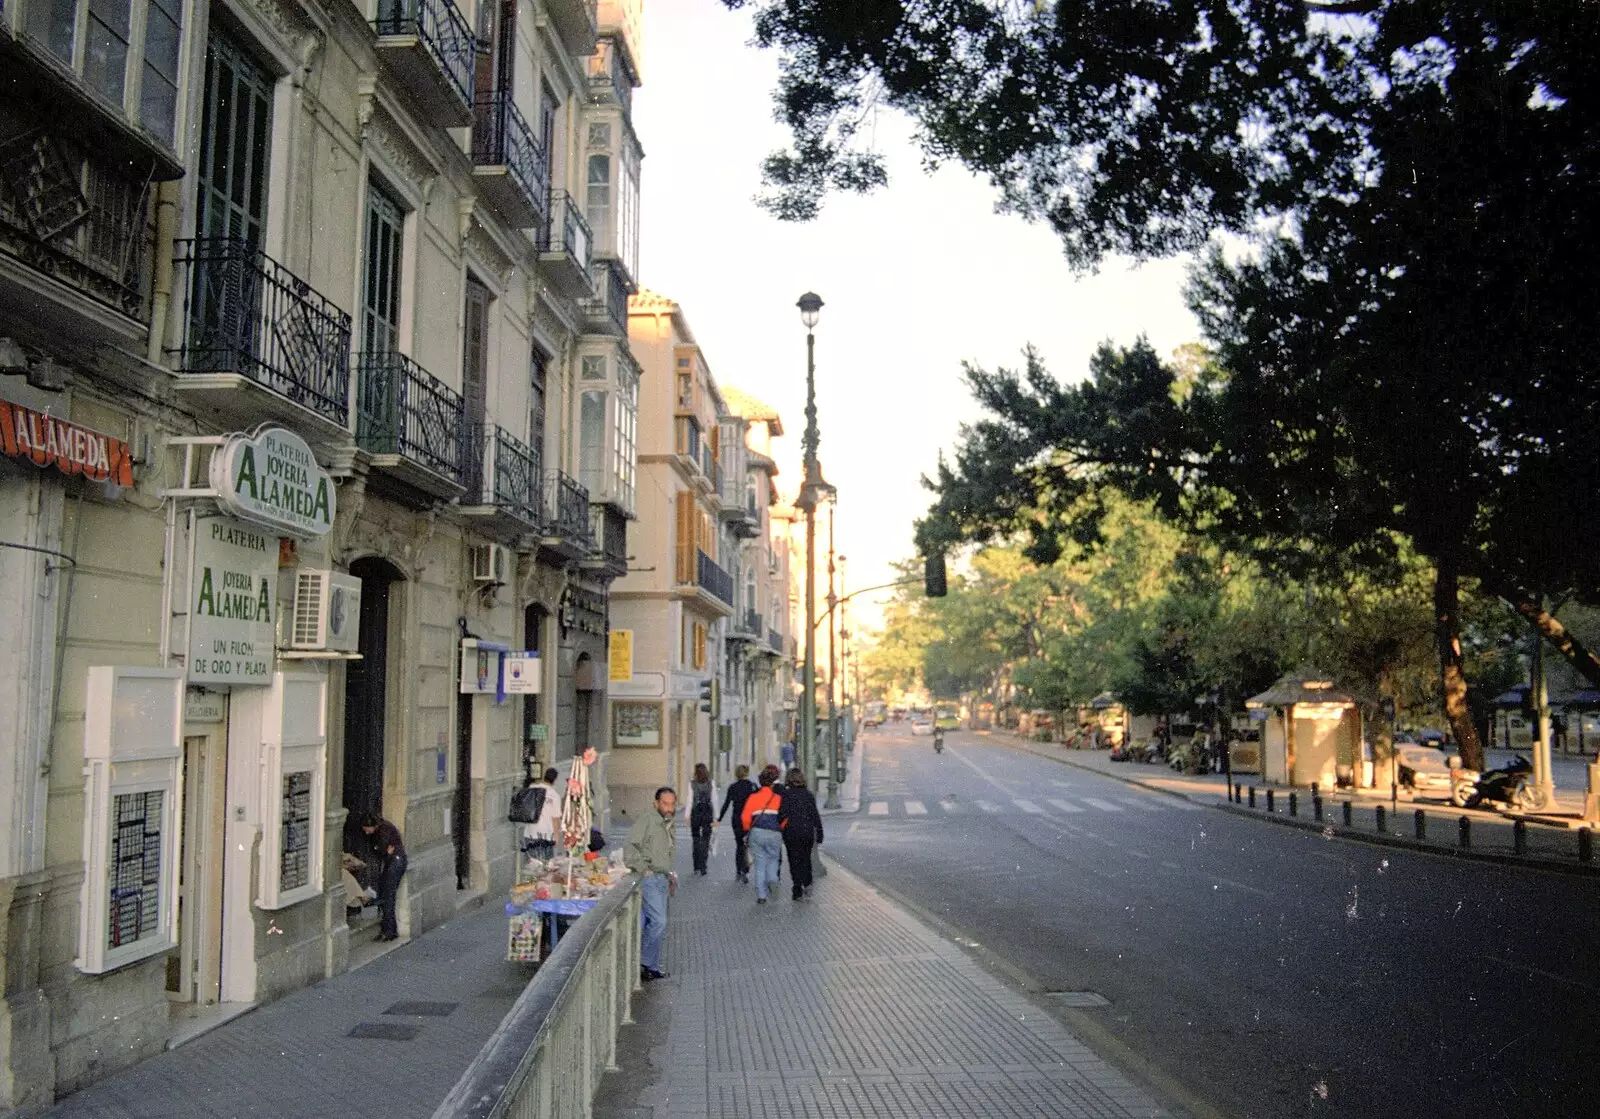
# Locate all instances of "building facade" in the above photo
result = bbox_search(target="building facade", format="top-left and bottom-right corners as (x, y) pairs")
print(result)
(0, 0), (643, 1103)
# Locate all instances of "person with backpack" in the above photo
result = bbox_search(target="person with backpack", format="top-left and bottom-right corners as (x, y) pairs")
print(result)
(718, 764), (757, 882)
(514, 767), (562, 860)
(740, 765), (785, 904)
(689, 763), (716, 875)
(778, 768), (823, 901)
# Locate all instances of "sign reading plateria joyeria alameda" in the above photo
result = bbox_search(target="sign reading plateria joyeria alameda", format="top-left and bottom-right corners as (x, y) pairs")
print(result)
(209, 427), (335, 538)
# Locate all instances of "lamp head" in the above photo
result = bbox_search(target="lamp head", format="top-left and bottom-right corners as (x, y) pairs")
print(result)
(797, 292), (823, 330)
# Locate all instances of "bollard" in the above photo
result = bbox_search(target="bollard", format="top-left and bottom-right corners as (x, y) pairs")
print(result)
(1289, 792), (1299, 817)
(1313, 795), (1324, 823)
(1580, 828), (1593, 864)
(1342, 801), (1353, 827)
(1234, 783), (1242, 803)
(1266, 789), (1276, 813)
(1414, 809), (1426, 840)
(1458, 815), (1471, 849)
(1375, 805), (1387, 834)
(1513, 819), (1527, 856)
(1248, 787), (1256, 808)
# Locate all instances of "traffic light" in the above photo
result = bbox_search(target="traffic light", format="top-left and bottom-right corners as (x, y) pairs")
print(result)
(699, 678), (719, 714)
(924, 552), (947, 598)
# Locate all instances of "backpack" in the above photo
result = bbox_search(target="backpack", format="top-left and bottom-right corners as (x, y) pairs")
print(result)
(508, 784), (547, 823)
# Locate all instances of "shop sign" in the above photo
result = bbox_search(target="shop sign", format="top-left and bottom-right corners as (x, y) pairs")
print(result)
(504, 652), (541, 694)
(459, 639), (509, 701)
(210, 427), (334, 538)
(183, 690), (226, 724)
(187, 516), (276, 686)
(0, 400), (133, 486)
(608, 629), (632, 682)
(613, 701), (661, 747)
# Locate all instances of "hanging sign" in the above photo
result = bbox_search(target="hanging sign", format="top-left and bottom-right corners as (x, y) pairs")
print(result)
(210, 427), (335, 538)
(187, 516), (276, 686)
(0, 399), (134, 486)
(608, 629), (633, 682)
(504, 652), (541, 694)
(459, 639), (510, 701)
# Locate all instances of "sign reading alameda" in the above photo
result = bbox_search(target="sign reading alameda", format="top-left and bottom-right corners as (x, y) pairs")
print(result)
(209, 427), (335, 538)
(188, 516), (276, 686)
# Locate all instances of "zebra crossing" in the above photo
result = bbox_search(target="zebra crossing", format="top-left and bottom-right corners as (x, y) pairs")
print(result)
(862, 792), (1204, 818)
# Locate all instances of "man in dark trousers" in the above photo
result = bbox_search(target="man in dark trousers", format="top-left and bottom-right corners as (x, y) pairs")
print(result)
(717, 764), (757, 883)
(777, 768), (823, 901)
(359, 812), (406, 941)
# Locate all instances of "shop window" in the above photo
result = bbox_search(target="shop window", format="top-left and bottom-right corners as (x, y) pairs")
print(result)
(257, 673), (328, 910)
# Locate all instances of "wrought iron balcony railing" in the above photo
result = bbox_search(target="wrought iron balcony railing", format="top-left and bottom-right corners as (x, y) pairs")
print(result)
(174, 237), (352, 425)
(356, 350), (464, 481)
(579, 257), (629, 335)
(537, 189), (592, 272)
(0, 129), (150, 320)
(743, 609), (764, 637)
(767, 629), (785, 654)
(700, 444), (721, 492)
(589, 502), (627, 569)
(472, 93), (546, 218)
(372, 0), (476, 110)
(696, 549), (734, 607)
(463, 423), (542, 526)
(544, 469), (593, 547)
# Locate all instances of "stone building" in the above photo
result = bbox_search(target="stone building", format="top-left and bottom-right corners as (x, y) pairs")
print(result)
(0, 0), (643, 1103)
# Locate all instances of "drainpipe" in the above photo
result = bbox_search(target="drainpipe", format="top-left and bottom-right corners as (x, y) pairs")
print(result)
(146, 180), (180, 364)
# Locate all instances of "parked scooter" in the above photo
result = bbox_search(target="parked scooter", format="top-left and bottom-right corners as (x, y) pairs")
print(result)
(1451, 755), (1540, 810)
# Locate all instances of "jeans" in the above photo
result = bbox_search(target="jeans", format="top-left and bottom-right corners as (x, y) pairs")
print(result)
(690, 813), (713, 873)
(784, 835), (814, 898)
(639, 872), (669, 972)
(377, 855), (406, 938)
(749, 829), (782, 900)
(731, 824), (749, 877)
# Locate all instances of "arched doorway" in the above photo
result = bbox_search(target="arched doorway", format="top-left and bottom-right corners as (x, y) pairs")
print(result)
(343, 557), (404, 851)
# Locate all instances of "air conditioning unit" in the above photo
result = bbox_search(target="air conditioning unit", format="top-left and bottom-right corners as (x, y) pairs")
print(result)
(290, 570), (362, 652)
(470, 542), (509, 585)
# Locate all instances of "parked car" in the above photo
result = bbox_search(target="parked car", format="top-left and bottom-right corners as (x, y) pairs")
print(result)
(1396, 744), (1457, 797)
(909, 716), (934, 736)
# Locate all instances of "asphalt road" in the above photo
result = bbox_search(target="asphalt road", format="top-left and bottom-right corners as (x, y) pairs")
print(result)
(827, 727), (1600, 1119)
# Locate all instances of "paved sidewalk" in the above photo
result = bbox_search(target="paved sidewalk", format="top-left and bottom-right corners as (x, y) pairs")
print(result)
(33, 900), (532, 1119)
(594, 828), (1172, 1119)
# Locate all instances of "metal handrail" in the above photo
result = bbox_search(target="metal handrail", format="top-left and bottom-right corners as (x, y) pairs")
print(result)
(545, 469), (594, 546)
(174, 237), (351, 425)
(466, 424), (542, 525)
(472, 93), (546, 217)
(372, 0), (476, 109)
(696, 549), (734, 606)
(356, 350), (464, 481)
(538, 189), (593, 274)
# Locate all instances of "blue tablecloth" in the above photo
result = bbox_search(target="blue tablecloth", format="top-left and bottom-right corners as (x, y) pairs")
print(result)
(505, 896), (600, 918)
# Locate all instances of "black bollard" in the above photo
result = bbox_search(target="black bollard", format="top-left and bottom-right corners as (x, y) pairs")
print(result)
(1580, 828), (1593, 864)
(1414, 809), (1426, 840)
(1266, 789), (1276, 813)
(1375, 805), (1387, 834)
(1289, 792), (1299, 817)
(1342, 801), (1353, 827)
(1248, 787), (1256, 808)
(1313, 795), (1324, 823)
(1513, 819), (1527, 856)
(1458, 815), (1471, 849)
(1234, 783), (1242, 803)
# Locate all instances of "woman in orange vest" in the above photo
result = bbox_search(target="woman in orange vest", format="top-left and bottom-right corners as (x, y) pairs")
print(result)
(740, 766), (785, 904)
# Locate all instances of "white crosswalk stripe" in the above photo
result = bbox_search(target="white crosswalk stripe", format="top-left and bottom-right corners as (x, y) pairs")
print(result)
(904, 800), (928, 815)
(940, 800), (962, 812)
(868, 801), (889, 816)
(975, 800), (1002, 813)
(1119, 797), (1167, 812)
(1081, 797), (1125, 812)
(1047, 798), (1085, 813)
(1051, 779), (1074, 788)
(1013, 799), (1046, 814)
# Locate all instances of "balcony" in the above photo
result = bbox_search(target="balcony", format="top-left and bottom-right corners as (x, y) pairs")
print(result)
(765, 629), (786, 656)
(730, 609), (764, 642)
(0, 125), (151, 341)
(540, 469), (593, 561)
(673, 544), (733, 617)
(699, 444), (721, 498)
(697, 550), (734, 608)
(673, 415), (701, 469)
(587, 36), (634, 117)
(372, 0), (476, 127)
(547, 0), (599, 57)
(537, 190), (593, 298)
(355, 350), (466, 501)
(579, 257), (630, 336)
(461, 424), (542, 535)
(172, 238), (352, 439)
(581, 501), (628, 579)
(472, 93), (546, 229)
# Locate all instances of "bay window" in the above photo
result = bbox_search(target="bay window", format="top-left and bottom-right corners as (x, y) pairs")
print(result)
(25, 0), (185, 147)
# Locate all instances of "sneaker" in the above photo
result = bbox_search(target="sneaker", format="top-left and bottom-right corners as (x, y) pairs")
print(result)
(641, 968), (667, 982)
(756, 897), (766, 905)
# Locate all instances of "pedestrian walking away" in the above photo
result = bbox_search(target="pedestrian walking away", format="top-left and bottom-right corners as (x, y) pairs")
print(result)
(689, 763), (716, 876)
(624, 787), (678, 981)
(778, 768), (823, 901)
(781, 739), (796, 769)
(740, 765), (785, 904)
(516, 766), (563, 861)
(359, 812), (407, 941)
(718, 764), (757, 882)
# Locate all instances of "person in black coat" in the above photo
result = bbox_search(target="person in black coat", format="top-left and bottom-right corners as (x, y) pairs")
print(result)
(718, 764), (758, 883)
(777, 768), (823, 901)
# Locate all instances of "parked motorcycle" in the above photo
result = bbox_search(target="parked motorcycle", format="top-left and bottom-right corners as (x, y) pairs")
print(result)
(1451, 755), (1544, 810)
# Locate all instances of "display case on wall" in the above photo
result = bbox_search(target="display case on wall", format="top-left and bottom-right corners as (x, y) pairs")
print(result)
(77, 667), (185, 974)
(256, 673), (328, 909)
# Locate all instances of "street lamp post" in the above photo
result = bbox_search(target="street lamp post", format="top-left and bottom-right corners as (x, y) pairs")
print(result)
(795, 292), (831, 793)
(824, 510), (841, 809)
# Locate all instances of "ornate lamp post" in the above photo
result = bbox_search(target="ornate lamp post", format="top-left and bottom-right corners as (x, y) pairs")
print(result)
(795, 292), (832, 788)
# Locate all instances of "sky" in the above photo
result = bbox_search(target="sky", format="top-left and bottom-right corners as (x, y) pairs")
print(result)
(631, 0), (1203, 631)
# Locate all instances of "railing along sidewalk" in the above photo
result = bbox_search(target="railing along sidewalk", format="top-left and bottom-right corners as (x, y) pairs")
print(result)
(432, 876), (642, 1119)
